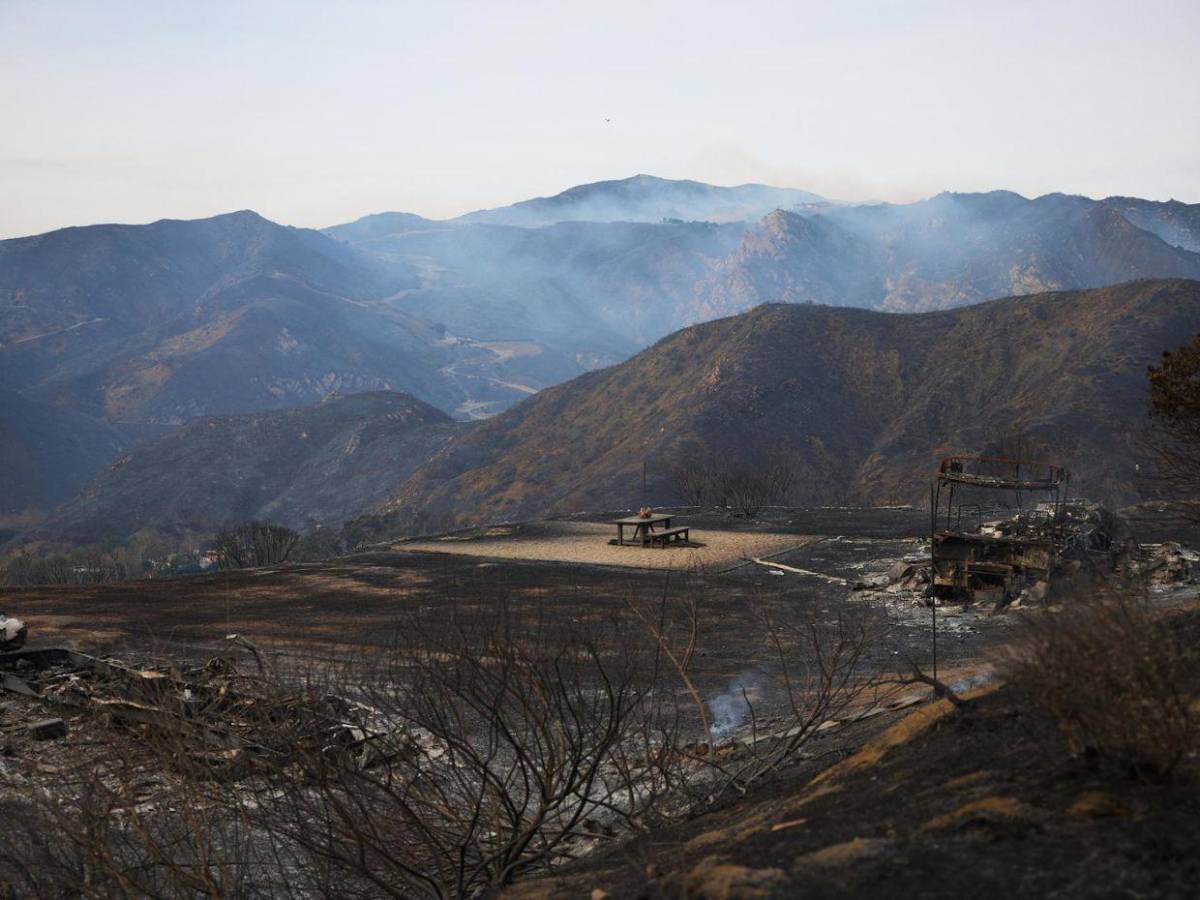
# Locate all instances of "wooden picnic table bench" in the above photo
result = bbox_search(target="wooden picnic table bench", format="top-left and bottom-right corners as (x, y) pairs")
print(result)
(612, 514), (673, 546)
(648, 526), (689, 547)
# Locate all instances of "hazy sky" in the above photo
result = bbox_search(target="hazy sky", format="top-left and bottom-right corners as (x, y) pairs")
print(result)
(2, 0), (1198, 238)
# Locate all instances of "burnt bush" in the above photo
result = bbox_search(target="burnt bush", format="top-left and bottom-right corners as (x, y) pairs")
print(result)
(293, 524), (344, 562)
(669, 449), (798, 518)
(212, 521), (299, 569)
(0, 583), (878, 897)
(1003, 588), (1197, 779)
(1, 550), (130, 586)
(258, 606), (685, 897)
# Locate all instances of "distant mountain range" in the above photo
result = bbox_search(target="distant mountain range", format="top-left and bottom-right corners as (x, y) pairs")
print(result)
(31, 280), (1200, 547)
(327, 180), (1200, 347)
(700, 192), (1200, 315)
(4, 174), (1200, 521)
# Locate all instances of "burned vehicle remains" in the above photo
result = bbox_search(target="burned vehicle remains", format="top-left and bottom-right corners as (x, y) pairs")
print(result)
(929, 456), (1072, 606)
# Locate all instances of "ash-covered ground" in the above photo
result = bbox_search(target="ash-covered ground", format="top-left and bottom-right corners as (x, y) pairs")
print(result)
(4, 505), (1196, 757)
(4, 506), (1200, 899)
(9, 505), (1181, 707)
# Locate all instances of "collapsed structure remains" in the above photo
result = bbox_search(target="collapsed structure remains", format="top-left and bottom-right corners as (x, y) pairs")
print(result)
(929, 455), (1072, 605)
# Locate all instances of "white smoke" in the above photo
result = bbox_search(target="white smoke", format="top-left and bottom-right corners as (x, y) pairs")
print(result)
(707, 668), (766, 739)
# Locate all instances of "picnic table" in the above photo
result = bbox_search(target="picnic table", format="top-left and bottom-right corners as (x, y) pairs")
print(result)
(612, 514), (685, 547)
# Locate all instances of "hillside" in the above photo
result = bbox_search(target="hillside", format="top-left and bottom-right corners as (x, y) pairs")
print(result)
(0, 210), (612, 510)
(9, 183), (1200, 518)
(35, 391), (463, 544)
(327, 215), (748, 348)
(701, 193), (1200, 316)
(1102, 196), (1200, 253)
(0, 389), (135, 515)
(0, 209), (521, 425)
(505, 666), (1200, 899)
(369, 280), (1200, 529)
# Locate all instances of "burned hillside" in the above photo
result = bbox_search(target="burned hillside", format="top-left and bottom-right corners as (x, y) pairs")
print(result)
(16, 279), (1200, 552)
(364, 280), (1200, 537)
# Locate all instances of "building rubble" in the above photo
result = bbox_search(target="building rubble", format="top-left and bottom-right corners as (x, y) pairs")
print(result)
(1127, 542), (1200, 585)
(850, 456), (1196, 610)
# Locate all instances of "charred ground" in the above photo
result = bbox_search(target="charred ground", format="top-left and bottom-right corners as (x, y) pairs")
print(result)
(3, 507), (1199, 898)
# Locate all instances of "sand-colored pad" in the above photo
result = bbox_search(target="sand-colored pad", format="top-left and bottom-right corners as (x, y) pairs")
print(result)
(395, 521), (814, 571)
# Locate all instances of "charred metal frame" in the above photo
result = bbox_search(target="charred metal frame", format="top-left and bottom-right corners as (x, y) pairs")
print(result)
(929, 455), (1070, 603)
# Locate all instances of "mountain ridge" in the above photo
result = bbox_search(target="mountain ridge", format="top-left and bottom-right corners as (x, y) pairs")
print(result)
(8, 180), (1200, 520)
(31, 279), (1200, 549)
(363, 279), (1200, 533)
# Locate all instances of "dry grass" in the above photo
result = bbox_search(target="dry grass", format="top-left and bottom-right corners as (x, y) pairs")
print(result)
(1002, 589), (1198, 778)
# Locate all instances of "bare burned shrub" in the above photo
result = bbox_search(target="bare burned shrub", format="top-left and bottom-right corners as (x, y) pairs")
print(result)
(679, 611), (876, 808)
(713, 454), (797, 519)
(1143, 337), (1200, 511)
(629, 576), (878, 802)
(294, 524), (345, 562)
(669, 458), (714, 507)
(0, 733), (293, 898)
(1002, 587), (1197, 778)
(254, 603), (685, 898)
(722, 603), (876, 789)
(668, 445), (799, 517)
(0, 582), (879, 898)
(1, 549), (133, 586)
(213, 521), (300, 569)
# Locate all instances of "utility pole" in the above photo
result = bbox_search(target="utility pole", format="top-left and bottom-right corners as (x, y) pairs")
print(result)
(931, 597), (938, 682)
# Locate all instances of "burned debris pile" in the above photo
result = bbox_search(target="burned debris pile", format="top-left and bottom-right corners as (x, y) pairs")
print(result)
(853, 456), (1196, 610)
(0, 641), (388, 775)
(928, 455), (1072, 607)
(1128, 541), (1200, 585)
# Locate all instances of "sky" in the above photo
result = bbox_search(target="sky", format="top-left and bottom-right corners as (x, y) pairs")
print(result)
(1, 0), (1198, 238)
